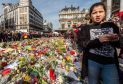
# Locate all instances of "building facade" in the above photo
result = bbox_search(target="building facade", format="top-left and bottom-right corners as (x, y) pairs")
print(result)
(101, 0), (123, 20)
(101, 0), (121, 12)
(0, 0), (43, 32)
(59, 5), (88, 29)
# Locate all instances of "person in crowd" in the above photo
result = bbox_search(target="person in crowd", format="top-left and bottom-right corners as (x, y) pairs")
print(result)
(80, 2), (120, 84)
(3, 31), (8, 42)
(7, 31), (12, 42)
(17, 31), (22, 41)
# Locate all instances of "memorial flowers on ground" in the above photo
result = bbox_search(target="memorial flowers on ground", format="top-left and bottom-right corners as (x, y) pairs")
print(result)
(0, 37), (81, 83)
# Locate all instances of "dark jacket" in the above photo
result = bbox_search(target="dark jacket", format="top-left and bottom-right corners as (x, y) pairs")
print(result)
(79, 22), (120, 78)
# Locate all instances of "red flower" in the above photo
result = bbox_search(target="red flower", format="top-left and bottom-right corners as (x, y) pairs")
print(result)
(49, 68), (56, 81)
(2, 68), (11, 76)
(1, 62), (7, 67)
(74, 29), (78, 33)
(74, 58), (77, 62)
(70, 50), (75, 55)
(38, 51), (42, 56)
(34, 77), (38, 83)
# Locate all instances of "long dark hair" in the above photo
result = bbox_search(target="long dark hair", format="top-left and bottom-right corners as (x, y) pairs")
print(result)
(89, 2), (106, 23)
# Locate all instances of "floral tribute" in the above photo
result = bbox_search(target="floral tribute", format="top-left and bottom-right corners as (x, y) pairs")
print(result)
(0, 37), (81, 84)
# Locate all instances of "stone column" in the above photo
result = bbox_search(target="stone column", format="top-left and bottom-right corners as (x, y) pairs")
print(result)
(120, 0), (123, 11)
(120, 0), (123, 23)
(106, 0), (112, 20)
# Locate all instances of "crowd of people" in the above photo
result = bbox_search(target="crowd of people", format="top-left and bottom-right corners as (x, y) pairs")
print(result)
(0, 30), (42, 42)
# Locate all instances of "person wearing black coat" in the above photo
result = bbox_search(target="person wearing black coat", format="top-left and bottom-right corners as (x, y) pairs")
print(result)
(80, 2), (120, 84)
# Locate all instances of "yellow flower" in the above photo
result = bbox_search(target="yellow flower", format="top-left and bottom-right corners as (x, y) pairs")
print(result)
(73, 66), (76, 72)
(17, 70), (20, 73)
(17, 46), (21, 50)
(66, 56), (71, 61)
(41, 79), (47, 84)
(30, 55), (34, 59)
(62, 60), (65, 66)
(66, 66), (69, 72)
(24, 75), (30, 82)
(19, 57), (25, 61)
(78, 76), (81, 81)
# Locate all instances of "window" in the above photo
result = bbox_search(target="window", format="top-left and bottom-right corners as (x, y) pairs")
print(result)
(68, 24), (70, 28)
(20, 7), (27, 13)
(20, 26), (27, 29)
(20, 14), (27, 24)
(20, 8), (24, 13)
(62, 24), (65, 29)
(24, 7), (27, 12)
